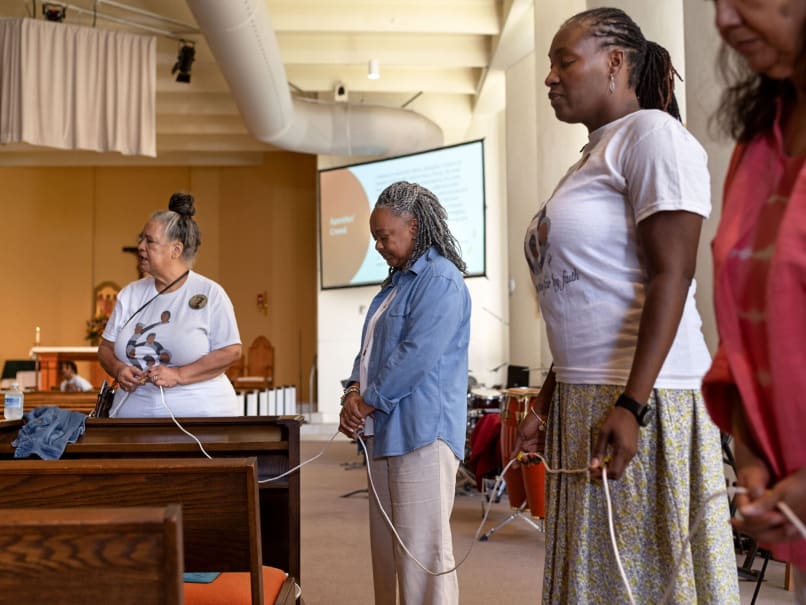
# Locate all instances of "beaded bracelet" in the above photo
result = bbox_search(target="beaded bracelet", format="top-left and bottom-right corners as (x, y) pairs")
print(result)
(531, 406), (547, 429)
(340, 385), (360, 404)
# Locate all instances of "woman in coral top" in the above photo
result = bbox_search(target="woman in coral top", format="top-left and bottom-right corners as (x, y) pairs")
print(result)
(703, 1), (806, 600)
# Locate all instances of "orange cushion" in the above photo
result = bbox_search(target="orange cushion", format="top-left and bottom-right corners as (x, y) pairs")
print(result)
(185, 566), (289, 605)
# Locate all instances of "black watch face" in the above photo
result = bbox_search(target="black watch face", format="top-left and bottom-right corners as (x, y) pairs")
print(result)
(638, 404), (651, 426)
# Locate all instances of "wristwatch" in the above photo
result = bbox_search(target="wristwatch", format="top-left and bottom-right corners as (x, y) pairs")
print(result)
(615, 393), (651, 427)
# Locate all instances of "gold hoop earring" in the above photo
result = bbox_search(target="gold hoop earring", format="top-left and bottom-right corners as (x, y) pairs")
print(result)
(609, 73), (616, 94)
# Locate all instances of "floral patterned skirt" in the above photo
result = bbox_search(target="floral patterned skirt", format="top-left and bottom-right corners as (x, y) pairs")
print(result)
(542, 383), (739, 605)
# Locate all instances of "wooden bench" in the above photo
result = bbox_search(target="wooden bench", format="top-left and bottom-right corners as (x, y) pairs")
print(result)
(0, 457), (297, 605)
(21, 391), (98, 415)
(0, 505), (183, 605)
(0, 416), (303, 584)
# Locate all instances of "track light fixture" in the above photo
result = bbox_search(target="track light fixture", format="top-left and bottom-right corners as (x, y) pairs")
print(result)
(43, 2), (67, 22)
(172, 40), (195, 84)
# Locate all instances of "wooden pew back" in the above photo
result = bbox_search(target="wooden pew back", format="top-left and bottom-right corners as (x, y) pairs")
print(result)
(0, 457), (265, 604)
(0, 505), (183, 605)
(0, 416), (303, 584)
(22, 391), (98, 415)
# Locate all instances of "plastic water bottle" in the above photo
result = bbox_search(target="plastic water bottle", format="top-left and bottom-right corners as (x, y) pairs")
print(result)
(4, 382), (24, 420)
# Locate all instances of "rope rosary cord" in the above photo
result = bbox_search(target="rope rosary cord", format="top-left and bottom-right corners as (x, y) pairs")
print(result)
(601, 465), (636, 605)
(108, 386), (207, 457)
(518, 451), (806, 605)
(155, 386), (341, 480)
(109, 383), (341, 480)
(121, 392), (806, 597)
(158, 386), (213, 459)
(107, 389), (130, 418)
(258, 429), (341, 484)
(355, 432), (497, 577)
(781, 501), (806, 539)
(141, 394), (500, 575)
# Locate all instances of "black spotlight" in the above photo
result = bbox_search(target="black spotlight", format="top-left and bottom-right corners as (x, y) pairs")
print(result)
(43, 2), (66, 22)
(171, 40), (196, 84)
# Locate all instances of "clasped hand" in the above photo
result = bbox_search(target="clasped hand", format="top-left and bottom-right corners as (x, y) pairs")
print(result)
(117, 365), (180, 391)
(339, 392), (375, 438)
(733, 450), (806, 544)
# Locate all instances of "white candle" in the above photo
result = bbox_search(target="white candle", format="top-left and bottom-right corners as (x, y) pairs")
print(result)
(35, 326), (40, 345)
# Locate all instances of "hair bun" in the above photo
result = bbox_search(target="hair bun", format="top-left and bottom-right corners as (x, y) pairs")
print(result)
(168, 192), (196, 217)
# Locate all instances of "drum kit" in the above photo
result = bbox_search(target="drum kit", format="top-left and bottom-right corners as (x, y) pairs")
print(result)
(465, 386), (504, 458)
(464, 384), (547, 539)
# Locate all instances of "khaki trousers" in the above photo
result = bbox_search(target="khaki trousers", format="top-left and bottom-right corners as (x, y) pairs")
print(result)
(366, 438), (460, 605)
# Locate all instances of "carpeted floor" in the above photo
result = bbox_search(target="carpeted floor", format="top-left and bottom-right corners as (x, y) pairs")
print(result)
(298, 434), (795, 605)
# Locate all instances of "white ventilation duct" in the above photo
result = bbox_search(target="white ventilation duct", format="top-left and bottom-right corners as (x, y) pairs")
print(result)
(185, 0), (443, 156)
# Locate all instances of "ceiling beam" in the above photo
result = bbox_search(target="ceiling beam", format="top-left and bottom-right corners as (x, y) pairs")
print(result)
(266, 0), (501, 35)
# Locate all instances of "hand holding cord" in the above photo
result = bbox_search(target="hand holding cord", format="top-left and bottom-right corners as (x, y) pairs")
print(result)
(145, 365), (182, 388)
(338, 386), (374, 438)
(115, 363), (145, 393)
(511, 404), (545, 469)
(590, 393), (649, 480)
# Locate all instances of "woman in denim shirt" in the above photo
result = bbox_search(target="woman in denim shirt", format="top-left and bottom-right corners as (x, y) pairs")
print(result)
(339, 181), (471, 605)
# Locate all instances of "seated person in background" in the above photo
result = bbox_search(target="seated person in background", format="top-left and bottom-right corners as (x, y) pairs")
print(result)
(59, 361), (93, 392)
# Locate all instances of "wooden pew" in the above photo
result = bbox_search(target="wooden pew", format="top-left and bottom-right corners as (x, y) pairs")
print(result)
(0, 505), (183, 605)
(0, 457), (297, 605)
(0, 416), (302, 584)
(21, 391), (98, 415)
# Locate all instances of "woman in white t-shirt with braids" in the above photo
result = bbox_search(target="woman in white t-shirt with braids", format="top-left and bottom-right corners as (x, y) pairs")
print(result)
(513, 8), (739, 604)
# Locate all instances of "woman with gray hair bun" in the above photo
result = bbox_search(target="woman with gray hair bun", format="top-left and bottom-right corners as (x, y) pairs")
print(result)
(339, 181), (471, 605)
(98, 191), (242, 418)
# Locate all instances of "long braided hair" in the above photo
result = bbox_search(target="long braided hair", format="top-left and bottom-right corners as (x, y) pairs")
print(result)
(375, 181), (466, 284)
(566, 7), (682, 121)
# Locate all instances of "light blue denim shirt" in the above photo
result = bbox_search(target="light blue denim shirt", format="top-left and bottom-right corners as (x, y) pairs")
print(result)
(350, 247), (471, 459)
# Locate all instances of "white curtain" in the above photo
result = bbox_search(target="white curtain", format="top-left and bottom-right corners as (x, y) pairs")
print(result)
(0, 18), (156, 157)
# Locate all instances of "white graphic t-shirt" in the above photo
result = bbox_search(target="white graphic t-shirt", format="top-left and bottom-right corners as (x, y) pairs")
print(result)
(103, 271), (241, 417)
(524, 110), (712, 388)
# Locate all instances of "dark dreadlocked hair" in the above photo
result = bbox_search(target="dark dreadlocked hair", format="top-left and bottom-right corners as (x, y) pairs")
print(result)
(375, 181), (466, 284)
(566, 7), (681, 121)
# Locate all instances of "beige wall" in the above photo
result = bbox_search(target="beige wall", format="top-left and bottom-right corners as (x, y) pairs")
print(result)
(683, 0), (733, 353)
(0, 152), (318, 401)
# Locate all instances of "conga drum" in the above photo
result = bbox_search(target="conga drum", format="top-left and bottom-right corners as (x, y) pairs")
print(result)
(522, 461), (546, 518)
(499, 387), (541, 510)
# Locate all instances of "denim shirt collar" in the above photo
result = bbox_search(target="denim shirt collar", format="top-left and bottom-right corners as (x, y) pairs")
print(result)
(391, 246), (435, 287)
